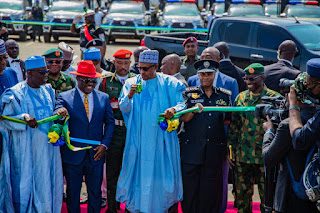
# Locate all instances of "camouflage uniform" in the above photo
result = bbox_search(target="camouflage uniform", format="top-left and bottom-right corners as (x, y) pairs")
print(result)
(47, 72), (76, 99)
(99, 72), (136, 213)
(180, 55), (200, 81)
(228, 85), (280, 213)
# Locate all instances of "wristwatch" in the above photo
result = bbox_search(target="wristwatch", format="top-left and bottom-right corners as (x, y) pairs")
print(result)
(289, 105), (300, 111)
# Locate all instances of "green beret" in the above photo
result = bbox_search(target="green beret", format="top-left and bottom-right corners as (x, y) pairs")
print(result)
(42, 48), (64, 59)
(244, 63), (264, 75)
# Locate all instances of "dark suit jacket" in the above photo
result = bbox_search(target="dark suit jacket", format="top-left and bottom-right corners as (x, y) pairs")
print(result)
(55, 88), (115, 165)
(264, 60), (301, 93)
(219, 60), (247, 92)
(6, 59), (26, 80)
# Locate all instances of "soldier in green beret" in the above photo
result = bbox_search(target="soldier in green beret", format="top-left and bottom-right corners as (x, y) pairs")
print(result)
(43, 48), (76, 99)
(228, 63), (280, 213)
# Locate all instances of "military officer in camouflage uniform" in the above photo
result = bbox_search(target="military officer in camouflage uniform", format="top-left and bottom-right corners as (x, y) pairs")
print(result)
(99, 49), (136, 213)
(43, 48), (76, 99)
(228, 63), (280, 213)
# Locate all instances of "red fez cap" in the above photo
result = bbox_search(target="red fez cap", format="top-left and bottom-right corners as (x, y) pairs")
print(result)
(182, 37), (198, 47)
(113, 49), (132, 59)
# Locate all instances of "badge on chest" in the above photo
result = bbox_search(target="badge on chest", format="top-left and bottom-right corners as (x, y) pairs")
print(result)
(110, 97), (119, 109)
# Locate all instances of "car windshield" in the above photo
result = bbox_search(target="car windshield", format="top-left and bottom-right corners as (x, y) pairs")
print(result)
(164, 3), (199, 16)
(264, 4), (281, 16)
(229, 4), (265, 16)
(287, 5), (320, 18)
(109, 2), (143, 15)
(0, 1), (23, 10)
(51, 3), (84, 12)
(214, 4), (225, 15)
(288, 25), (320, 50)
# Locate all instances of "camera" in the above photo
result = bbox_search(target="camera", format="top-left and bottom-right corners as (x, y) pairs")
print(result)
(254, 96), (288, 125)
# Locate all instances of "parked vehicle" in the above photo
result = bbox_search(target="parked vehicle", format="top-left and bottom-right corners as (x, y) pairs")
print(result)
(144, 17), (320, 71)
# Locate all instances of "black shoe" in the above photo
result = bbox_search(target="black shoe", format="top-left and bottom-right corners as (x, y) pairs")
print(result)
(101, 198), (107, 208)
(80, 197), (88, 204)
(116, 201), (120, 210)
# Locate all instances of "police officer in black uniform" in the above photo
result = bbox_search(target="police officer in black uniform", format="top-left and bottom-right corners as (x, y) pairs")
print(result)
(70, 11), (106, 59)
(179, 59), (232, 213)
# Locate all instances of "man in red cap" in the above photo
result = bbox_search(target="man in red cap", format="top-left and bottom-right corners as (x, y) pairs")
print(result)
(99, 49), (136, 213)
(55, 60), (115, 213)
(180, 36), (200, 81)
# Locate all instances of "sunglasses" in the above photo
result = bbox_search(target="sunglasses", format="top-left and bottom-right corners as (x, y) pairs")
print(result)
(29, 69), (50, 75)
(79, 77), (98, 84)
(243, 76), (261, 82)
(46, 60), (63, 65)
(137, 64), (155, 72)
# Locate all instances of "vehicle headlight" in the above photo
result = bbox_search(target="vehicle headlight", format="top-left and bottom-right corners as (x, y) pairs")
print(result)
(10, 14), (23, 20)
(193, 19), (204, 28)
(45, 14), (54, 22)
(103, 18), (113, 25)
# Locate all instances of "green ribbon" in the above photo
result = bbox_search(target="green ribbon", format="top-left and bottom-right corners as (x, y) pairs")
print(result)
(2, 20), (209, 32)
(2, 114), (62, 125)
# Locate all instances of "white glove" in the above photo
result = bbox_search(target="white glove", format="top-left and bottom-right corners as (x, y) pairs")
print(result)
(73, 15), (82, 24)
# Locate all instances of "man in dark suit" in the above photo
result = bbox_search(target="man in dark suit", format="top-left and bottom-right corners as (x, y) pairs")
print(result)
(264, 40), (301, 93)
(5, 40), (25, 82)
(213, 41), (247, 92)
(55, 60), (115, 213)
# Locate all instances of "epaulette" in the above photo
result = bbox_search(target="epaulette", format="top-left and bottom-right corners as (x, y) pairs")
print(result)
(101, 71), (114, 79)
(216, 87), (232, 96)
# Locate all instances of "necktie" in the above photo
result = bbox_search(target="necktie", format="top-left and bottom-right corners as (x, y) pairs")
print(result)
(84, 94), (89, 120)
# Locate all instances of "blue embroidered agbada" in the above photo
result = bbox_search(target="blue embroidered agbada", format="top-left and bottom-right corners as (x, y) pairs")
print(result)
(116, 73), (186, 213)
(0, 82), (63, 213)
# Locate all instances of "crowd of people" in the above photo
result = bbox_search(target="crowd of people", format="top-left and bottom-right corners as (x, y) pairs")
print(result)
(0, 7), (320, 213)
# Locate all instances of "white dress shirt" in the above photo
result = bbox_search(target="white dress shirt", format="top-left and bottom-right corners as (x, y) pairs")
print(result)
(8, 57), (24, 82)
(77, 87), (94, 121)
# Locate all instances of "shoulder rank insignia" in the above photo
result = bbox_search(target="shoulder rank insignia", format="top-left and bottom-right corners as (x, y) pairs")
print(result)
(216, 99), (227, 106)
(216, 87), (232, 96)
(191, 93), (199, 99)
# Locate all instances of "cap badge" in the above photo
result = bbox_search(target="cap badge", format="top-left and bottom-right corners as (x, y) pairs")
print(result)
(125, 53), (130, 58)
(204, 61), (210, 68)
(190, 38), (193, 42)
(55, 51), (61, 57)
(248, 67), (255, 74)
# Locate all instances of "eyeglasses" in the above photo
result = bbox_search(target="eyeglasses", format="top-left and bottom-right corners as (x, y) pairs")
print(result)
(79, 77), (98, 84)
(46, 60), (63, 65)
(243, 76), (261, 82)
(29, 69), (50, 75)
(137, 64), (155, 72)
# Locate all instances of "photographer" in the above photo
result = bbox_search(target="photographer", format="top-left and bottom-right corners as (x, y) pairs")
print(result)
(289, 58), (320, 149)
(263, 95), (318, 212)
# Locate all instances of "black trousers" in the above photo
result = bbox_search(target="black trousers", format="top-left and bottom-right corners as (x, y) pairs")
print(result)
(64, 151), (104, 213)
(181, 146), (227, 213)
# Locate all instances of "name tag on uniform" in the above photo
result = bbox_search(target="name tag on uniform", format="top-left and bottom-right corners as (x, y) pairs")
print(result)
(191, 99), (204, 103)
(110, 99), (119, 109)
(110, 87), (118, 91)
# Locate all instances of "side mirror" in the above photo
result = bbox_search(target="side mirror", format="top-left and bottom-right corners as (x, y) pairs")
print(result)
(265, 13), (270, 17)
(280, 13), (287, 17)
(25, 7), (32, 12)
(145, 11), (151, 16)
(200, 12), (206, 17)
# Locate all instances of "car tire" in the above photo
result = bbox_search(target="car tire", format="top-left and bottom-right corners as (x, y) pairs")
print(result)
(53, 34), (59, 42)
(44, 33), (51, 43)
(19, 32), (27, 41)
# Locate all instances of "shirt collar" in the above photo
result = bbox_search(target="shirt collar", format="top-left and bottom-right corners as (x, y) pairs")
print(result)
(173, 73), (179, 77)
(8, 57), (19, 63)
(219, 58), (231, 63)
(280, 59), (293, 66)
(77, 86), (93, 97)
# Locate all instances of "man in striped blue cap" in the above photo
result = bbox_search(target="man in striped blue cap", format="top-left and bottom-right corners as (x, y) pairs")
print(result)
(0, 55), (64, 212)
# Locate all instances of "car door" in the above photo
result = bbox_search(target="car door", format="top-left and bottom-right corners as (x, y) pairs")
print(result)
(213, 20), (253, 69)
(249, 24), (301, 68)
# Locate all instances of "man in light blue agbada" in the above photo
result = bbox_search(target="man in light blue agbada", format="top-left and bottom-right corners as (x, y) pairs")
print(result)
(0, 56), (63, 213)
(116, 50), (186, 213)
